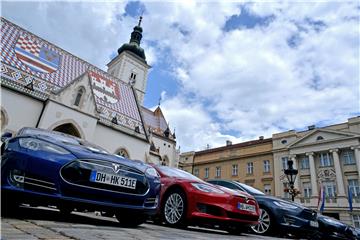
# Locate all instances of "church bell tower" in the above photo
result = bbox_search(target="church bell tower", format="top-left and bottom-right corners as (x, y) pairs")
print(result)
(107, 16), (150, 105)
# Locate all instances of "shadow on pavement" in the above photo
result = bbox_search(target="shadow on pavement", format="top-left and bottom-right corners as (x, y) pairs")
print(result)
(2, 205), (122, 228)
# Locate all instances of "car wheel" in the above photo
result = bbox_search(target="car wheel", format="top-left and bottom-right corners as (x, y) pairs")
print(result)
(250, 207), (273, 235)
(162, 189), (187, 227)
(115, 211), (146, 227)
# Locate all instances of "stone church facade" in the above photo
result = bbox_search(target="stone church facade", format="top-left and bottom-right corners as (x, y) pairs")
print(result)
(0, 17), (178, 167)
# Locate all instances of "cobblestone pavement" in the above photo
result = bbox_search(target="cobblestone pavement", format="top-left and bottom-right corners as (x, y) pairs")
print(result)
(1, 206), (289, 240)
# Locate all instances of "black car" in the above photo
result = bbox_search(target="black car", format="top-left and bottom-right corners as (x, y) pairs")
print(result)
(317, 214), (360, 240)
(207, 179), (319, 238)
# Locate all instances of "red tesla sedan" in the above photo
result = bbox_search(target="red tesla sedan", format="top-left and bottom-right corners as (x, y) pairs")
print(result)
(153, 166), (260, 233)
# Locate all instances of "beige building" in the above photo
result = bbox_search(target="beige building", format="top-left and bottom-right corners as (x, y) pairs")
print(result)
(273, 116), (360, 226)
(191, 138), (275, 195)
(178, 151), (195, 173)
(0, 17), (178, 167)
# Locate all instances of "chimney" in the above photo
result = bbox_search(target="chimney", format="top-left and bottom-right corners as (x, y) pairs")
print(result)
(226, 140), (232, 146)
(308, 125), (316, 130)
(259, 136), (264, 140)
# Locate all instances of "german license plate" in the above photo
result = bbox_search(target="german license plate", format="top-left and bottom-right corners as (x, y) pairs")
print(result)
(90, 171), (136, 189)
(237, 202), (256, 213)
(310, 220), (319, 228)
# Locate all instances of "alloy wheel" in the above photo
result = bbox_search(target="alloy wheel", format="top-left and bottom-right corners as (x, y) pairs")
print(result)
(251, 208), (271, 234)
(164, 192), (184, 224)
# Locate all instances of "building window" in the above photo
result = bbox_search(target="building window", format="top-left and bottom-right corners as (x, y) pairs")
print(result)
(342, 150), (355, 165)
(303, 182), (312, 198)
(353, 215), (360, 228)
(232, 164), (238, 176)
(263, 160), (270, 173)
(281, 139), (287, 144)
(323, 181), (337, 198)
(282, 157), (289, 170)
(194, 168), (199, 177)
(74, 87), (85, 106)
(204, 168), (209, 179)
(264, 184), (271, 195)
(348, 179), (360, 197)
(247, 162), (253, 175)
(215, 167), (221, 178)
(300, 156), (310, 169)
(319, 152), (333, 167)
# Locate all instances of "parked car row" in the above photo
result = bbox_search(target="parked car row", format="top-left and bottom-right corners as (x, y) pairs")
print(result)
(1, 128), (359, 239)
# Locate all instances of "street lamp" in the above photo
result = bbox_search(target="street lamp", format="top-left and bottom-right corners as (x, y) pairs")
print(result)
(284, 159), (298, 201)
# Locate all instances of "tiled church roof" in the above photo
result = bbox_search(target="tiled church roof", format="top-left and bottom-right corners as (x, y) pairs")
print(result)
(141, 106), (174, 140)
(0, 17), (144, 134)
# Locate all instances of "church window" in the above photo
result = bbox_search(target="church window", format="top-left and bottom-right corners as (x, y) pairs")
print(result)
(1, 109), (8, 130)
(74, 87), (85, 107)
(116, 148), (129, 159)
(130, 72), (137, 85)
(316, 136), (324, 141)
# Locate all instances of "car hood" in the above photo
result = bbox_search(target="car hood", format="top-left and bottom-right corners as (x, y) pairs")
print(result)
(30, 135), (150, 173)
(255, 195), (305, 208)
(217, 186), (256, 200)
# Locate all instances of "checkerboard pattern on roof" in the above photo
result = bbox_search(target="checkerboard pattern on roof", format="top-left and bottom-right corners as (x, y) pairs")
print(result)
(1, 18), (142, 129)
(1, 18), (90, 88)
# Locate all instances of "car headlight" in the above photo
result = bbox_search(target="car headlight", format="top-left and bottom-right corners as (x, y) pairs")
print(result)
(145, 167), (160, 177)
(191, 183), (224, 194)
(19, 138), (70, 155)
(273, 201), (299, 210)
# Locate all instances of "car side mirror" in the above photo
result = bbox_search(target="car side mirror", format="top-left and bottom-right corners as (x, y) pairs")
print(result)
(1, 132), (13, 142)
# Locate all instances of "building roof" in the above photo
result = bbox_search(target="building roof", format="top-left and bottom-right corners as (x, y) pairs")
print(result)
(0, 17), (144, 134)
(195, 138), (273, 156)
(141, 106), (174, 140)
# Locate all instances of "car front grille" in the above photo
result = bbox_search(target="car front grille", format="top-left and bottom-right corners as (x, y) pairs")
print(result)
(60, 159), (149, 195)
(299, 208), (317, 221)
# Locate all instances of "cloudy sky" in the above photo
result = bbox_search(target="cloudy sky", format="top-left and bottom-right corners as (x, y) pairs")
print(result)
(2, 1), (359, 152)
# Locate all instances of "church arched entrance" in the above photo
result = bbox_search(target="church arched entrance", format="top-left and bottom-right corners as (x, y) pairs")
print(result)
(53, 123), (81, 138)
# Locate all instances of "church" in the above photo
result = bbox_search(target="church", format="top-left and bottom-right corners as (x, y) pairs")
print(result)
(0, 17), (179, 167)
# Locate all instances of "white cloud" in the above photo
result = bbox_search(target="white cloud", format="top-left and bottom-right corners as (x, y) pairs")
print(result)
(143, 2), (359, 151)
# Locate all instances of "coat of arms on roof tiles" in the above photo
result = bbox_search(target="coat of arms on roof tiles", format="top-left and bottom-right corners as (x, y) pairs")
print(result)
(90, 71), (120, 104)
(15, 34), (61, 74)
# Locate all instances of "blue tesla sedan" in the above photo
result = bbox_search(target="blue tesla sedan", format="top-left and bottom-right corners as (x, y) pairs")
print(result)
(1, 127), (161, 227)
(207, 179), (319, 238)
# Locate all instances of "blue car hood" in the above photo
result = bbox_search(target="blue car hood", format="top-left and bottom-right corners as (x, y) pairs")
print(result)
(30, 135), (150, 173)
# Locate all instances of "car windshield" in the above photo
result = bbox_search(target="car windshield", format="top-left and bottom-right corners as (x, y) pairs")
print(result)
(20, 128), (108, 153)
(237, 182), (265, 195)
(157, 166), (201, 181)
